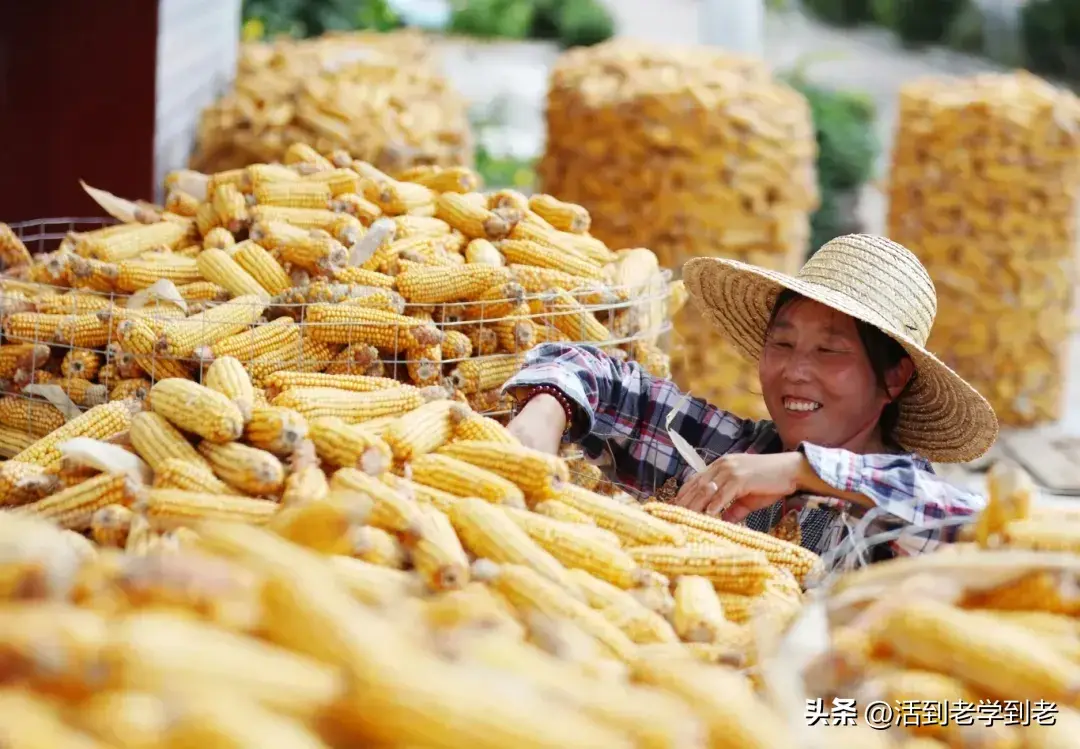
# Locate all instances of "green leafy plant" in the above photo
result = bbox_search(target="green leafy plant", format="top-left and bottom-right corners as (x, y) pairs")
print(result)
(1021, 0), (1080, 79)
(800, 0), (874, 27)
(448, 0), (537, 39)
(241, 0), (401, 38)
(870, 0), (966, 46)
(553, 0), (615, 48)
(782, 62), (880, 254)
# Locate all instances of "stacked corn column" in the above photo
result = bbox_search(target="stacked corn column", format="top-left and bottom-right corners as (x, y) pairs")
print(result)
(539, 40), (819, 418)
(191, 29), (473, 175)
(887, 72), (1080, 427)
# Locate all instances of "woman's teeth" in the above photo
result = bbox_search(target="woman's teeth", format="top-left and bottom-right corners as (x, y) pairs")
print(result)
(784, 398), (821, 412)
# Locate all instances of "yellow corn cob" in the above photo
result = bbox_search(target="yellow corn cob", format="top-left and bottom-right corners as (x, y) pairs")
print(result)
(281, 143), (332, 170)
(278, 231), (348, 274)
(461, 281), (525, 322)
(539, 288), (610, 343)
(211, 183), (250, 233)
(15, 472), (134, 530)
(383, 473), (460, 514)
(247, 337), (340, 386)
(254, 180), (332, 209)
(365, 178), (436, 215)
(197, 441), (285, 496)
(113, 255), (199, 292)
(439, 331), (473, 363)
(129, 411), (210, 473)
(332, 267), (396, 290)
(108, 376), (152, 401)
(115, 319), (192, 381)
(506, 264), (585, 294)
(242, 405), (308, 458)
(390, 215), (453, 239)
(641, 502), (821, 583)
(164, 188), (198, 217)
(0, 460), (57, 506)
(448, 403), (515, 444)
(407, 503), (470, 591)
(67, 256), (119, 293)
(474, 560), (635, 661)
(12, 399), (139, 470)
(671, 574), (739, 644)
(149, 378), (244, 443)
(156, 294), (268, 357)
(877, 599), (1080, 705)
(448, 498), (578, 592)
(557, 486), (686, 546)
(204, 355), (255, 422)
(0, 343), (49, 380)
(405, 340), (442, 386)
(267, 490), (371, 554)
(463, 238), (505, 267)
(491, 308), (537, 354)
(629, 545), (771, 596)
(248, 220), (308, 252)
(304, 304), (442, 352)
(136, 488), (278, 529)
(0, 425), (35, 458)
(33, 291), (111, 315)
(330, 468), (424, 537)
(4, 311), (107, 347)
(0, 396), (67, 437)
(407, 453), (526, 508)
(262, 372), (402, 399)
(331, 192), (383, 224)
(381, 399), (454, 462)
(632, 656), (792, 746)
(152, 457), (233, 494)
(434, 191), (510, 239)
(531, 500), (595, 529)
(528, 194), (591, 234)
(398, 165), (481, 194)
(437, 439), (568, 502)
(397, 266), (512, 308)
(249, 205), (340, 233)
(309, 416), (392, 475)
(351, 525), (407, 569)
(567, 569), (678, 645)
(0, 223), (33, 267)
(204, 316), (298, 362)
(499, 239), (603, 280)
(89, 503), (134, 547)
(298, 167), (359, 196)
(59, 349), (102, 381)
(50, 376), (108, 407)
(247, 163), (301, 187)
(205, 167), (247, 194)
(272, 385), (425, 424)
(194, 248), (265, 299)
(78, 221), (189, 261)
(232, 240), (292, 296)
(448, 355), (525, 395)
(329, 556), (422, 607)
(202, 226), (236, 251)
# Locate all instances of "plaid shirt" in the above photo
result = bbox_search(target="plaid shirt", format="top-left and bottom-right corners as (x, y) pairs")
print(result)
(502, 343), (986, 569)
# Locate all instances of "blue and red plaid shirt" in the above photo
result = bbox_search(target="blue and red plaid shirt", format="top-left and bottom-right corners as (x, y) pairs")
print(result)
(502, 343), (985, 569)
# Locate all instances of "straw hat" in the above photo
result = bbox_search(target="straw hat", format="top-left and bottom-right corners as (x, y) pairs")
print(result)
(681, 234), (998, 463)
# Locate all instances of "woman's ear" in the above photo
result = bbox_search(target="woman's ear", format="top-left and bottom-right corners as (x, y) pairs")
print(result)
(885, 357), (916, 400)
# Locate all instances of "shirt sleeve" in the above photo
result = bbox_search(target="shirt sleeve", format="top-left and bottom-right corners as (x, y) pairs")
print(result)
(798, 441), (985, 557)
(502, 342), (763, 496)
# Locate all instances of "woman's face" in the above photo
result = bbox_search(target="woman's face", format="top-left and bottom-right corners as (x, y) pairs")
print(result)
(759, 298), (904, 452)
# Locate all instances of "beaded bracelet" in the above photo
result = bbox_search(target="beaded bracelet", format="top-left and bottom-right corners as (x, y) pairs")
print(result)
(522, 384), (576, 436)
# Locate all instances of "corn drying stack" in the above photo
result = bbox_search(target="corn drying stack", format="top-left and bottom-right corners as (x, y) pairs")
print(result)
(887, 72), (1080, 427)
(191, 30), (473, 176)
(793, 462), (1080, 746)
(540, 40), (819, 418)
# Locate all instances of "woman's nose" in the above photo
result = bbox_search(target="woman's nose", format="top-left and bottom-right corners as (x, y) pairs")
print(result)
(782, 351), (814, 382)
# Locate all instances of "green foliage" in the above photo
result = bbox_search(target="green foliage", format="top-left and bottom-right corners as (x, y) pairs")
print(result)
(241, 0), (401, 38)
(475, 146), (537, 189)
(870, 0), (966, 46)
(800, 0), (874, 27)
(782, 69), (880, 253)
(552, 0), (615, 48)
(1021, 0), (1080, 79)
(448, 0), (537, 39)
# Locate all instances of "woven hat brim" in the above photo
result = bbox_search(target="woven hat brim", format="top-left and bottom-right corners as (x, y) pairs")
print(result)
(682, 256), (999, 463)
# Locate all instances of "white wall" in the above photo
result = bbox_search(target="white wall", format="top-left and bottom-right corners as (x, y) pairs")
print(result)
(153, 0), (241, 201)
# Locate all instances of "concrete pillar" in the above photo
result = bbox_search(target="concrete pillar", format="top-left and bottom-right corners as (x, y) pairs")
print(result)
(699, 0), (765, 58)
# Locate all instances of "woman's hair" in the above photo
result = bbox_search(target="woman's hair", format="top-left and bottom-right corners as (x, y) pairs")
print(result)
(767, 289), (914, 448)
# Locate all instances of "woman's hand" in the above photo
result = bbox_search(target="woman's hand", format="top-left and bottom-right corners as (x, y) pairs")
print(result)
(674, 452), (806, 522)
(505, 393), (567, 455)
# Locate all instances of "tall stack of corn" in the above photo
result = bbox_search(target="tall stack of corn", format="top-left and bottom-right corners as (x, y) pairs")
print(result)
(539, 40), (819, 418)
(191, 30), (473, 176)
(887, 72), (1080, 427)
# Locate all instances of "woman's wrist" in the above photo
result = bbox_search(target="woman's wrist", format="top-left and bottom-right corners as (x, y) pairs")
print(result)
(520, 387), (573, 436)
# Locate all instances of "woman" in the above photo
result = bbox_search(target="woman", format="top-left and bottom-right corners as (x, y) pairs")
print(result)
(501, 234), (997, 567)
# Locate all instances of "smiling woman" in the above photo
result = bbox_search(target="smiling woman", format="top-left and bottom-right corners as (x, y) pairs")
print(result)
(500, 234), (999, 568)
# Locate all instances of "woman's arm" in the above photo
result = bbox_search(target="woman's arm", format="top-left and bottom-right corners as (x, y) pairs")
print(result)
(798, 443), (985, 555)
(502, 342), (766, 497)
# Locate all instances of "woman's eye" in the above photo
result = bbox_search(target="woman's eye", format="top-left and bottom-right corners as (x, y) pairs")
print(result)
(770, 340), (793, 349)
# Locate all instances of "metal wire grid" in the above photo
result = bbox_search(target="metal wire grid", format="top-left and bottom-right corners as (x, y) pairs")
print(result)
(0, 218), (677, 442)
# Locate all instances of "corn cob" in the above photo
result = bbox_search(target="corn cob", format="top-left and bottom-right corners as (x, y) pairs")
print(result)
(407, 504), (470, 591)
(197, 441), (286, 496)
(12, 399), (139, 470)
(448, 403), (515, 444)
(304, 304), (441, 352)
(567, 569), (679, 645)
(448, 498), (578, 592)
(129, 411), (210, 472)
(0, 223), (33, 267)
(0, 343), (49, 381)
(204, 355), (256, 422)
(498, 239), (603, 280)
(330, 468), (425, 537)
(78, 221), (189, 261)
(262, 371), (401, 399)
(204, 316), (298, 362)
(280, 439), (329, 507)
(461, 281), (525, 322)
(330, 556), (423, 607)
(136, 488), (278, 529)
(557, 486), (685, 546)
(59, 349), (102, 381)
(0, 396), (67, 437)
(240, 405), (308, 458)
(0, 424), (35, 458)
(89, 503), (134, 548)
(391, 215), (454, 238)
(437, 440), (567, 502)
(381, 399), (455, 462)
(309, 416), (392, 475)
(438, 331), (472, 363)
(194, 248), (266, 299)
(351, 525), (407, 569)
(201, 226), (236, 250)
(629, 545), (771, 596)
(149, 378), (244, 443)
(267, 492), (371, 554)
(539, 288), (610, 343)
(272, 385), (425, 424)
(405, 340), (442, 386)
(114, 319), (191, 381)
(254, 180), (332, 209)
(152, 457), (233, 494)
(448, 353), (524, 393)
(463, 326), (499, 358)
(642, 502), (822, 583)
(383, 473), (460, 514)
(247, 337), (339, 385)
(156, 294), (268, 358)
(407, 453), (526, 508)
(528, 194), (591, 233)
(15, 472), (134, 531)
